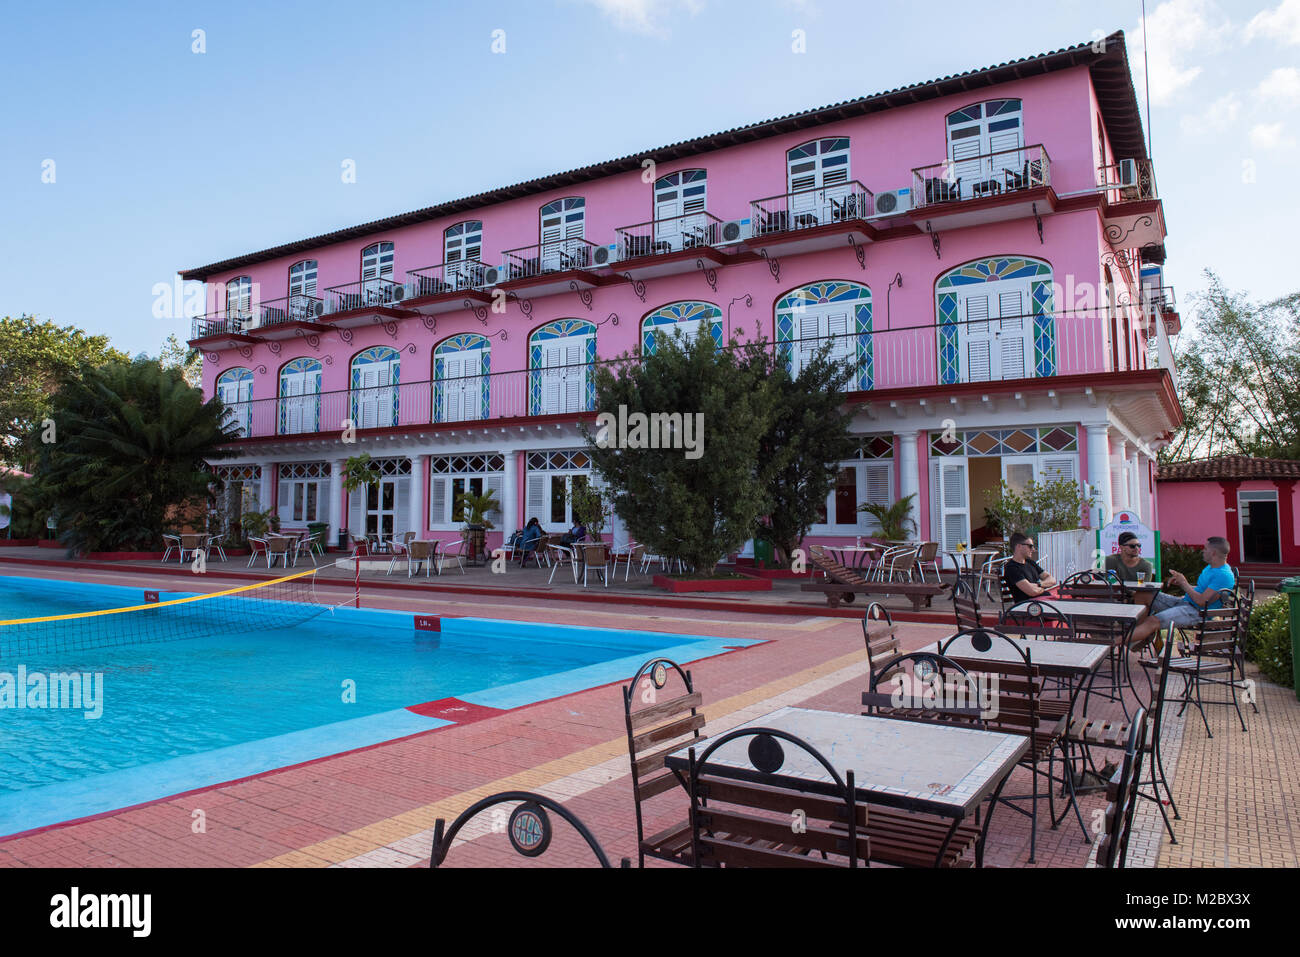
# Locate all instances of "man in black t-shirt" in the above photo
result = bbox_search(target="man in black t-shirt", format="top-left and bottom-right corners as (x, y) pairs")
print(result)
(1002, 531), (1057, 599)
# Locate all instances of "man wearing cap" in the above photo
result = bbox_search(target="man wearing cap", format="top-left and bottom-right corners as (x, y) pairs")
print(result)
(1104, 531), (1155, 583)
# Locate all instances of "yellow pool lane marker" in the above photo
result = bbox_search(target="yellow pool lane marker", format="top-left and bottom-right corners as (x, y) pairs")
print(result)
(251, 647), (869, 867)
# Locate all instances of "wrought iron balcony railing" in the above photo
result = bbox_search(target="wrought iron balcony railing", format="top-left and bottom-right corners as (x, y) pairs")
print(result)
(613, 211), (726, 259)
(254, 294), (326, 327)
(1097, 158), (1158, 203)
(322, 277), (408, 313)
(500, 238), (603, 280)
(191, 312), (254, 339)
(911, 144), (1051, 208)
(213, 310), (1166, 440)
(406, 259), (494, 296)
(750, 180), (875, 236)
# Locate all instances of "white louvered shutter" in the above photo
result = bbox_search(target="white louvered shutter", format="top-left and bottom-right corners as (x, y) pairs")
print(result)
(1042, 456), (1076, 484)
(996, 290), (1027, 380)
(278, 481), (296, 527)
(827, 312), (852, 365)
(394, 477), (411, 538)
(862, 463), (892, 533)
(941, 461), (970, 553)
(429, 476), (448, 526)
(348, 488), (365, 537)
(485, 474), (504, 527)
(563, 342), (584, 412)
(964, 295), (992, 382)
(526, 473), (546, 522)
(541, 344), (564, 414)
(443, 355), (464, 422)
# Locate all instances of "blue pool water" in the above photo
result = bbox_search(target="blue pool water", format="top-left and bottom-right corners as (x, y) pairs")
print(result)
(0, 574), (753, 836)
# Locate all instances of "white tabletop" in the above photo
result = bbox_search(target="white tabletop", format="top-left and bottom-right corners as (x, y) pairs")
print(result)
(664, 706), (1028, 815)
(936, 632), (1109, 676)
(1021, 599), (1146, 621)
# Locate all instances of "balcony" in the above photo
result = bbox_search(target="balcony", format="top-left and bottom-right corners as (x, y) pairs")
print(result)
(245, 294), (331, 340)
(1097, 158), (1166, 254)
(403, 260), (495, 315)
(747, 181), (877, 255)
(1141, 284), (1180, 336)
(612, 212), (735, 279)
(910, 144), (1054, 230)
(498, 239), (612, 297)
(318, 278), (417, 328)
(188, 312), (260, 350)
(216, 310), (1167, 443)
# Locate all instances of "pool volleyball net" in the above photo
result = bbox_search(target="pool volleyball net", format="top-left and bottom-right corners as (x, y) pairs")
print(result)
(0, 568), (327, 659)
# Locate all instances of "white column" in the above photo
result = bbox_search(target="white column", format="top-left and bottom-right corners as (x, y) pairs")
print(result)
(1085, 424), (1112, 528)
(897, 430), (920, 540)
(329, 459), (345, 546)
(502, 449), (518, 539)
(259, 462), (274, 513)
(1126, 443), (1140, 520)
(410, 454), (428, 537)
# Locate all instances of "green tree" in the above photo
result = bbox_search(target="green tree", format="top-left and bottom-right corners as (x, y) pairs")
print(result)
(159, 333), (203, 388)
(29, 357), (238, 553)
(1164, 272), (1300, 462)
(745, 338), (857, 563)
(584, 329), (774, 575)
(982, 477), (1094, 534)
(0, 315), (128, 470)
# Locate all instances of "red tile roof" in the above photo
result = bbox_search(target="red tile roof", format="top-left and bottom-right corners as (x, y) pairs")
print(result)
(1157, 455), (1300, 482)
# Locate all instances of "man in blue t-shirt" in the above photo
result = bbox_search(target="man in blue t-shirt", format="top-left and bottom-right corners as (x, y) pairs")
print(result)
(1128, 536), (1236, 650)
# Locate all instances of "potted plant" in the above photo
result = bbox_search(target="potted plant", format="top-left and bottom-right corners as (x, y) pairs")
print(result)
(857, 493), (917, 542)
(340, 453), (381, 549)
(455, 488), (499, 562)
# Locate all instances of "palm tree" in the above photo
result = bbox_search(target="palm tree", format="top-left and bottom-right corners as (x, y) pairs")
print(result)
(857, 493), (917, 540)
(33, 358), (238, 553)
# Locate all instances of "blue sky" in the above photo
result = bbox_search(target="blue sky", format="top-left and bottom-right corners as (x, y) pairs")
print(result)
(1, 0), (1297, 355)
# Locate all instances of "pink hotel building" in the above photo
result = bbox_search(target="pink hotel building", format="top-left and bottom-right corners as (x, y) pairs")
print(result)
(186, 31), (1183, 563)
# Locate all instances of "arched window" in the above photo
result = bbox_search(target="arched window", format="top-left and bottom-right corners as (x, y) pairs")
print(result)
(444, 221), (484, 288)
(784, 138), (854, 226)
(528, 319), (595, 416)
(539, 198), (585, 271)
(225, 276), (253, 328)
(361, 242), (396, 304)
(350, 346), (400, 428)
(434, 334), (490, 423)
(774, 281), (873, 390)
(652, 170), (707, 249)
(278, 358), (323, 434)
(288, 260), (318, 319)
(945, 99), (1023, 200)
(216, 367), (254, 435)
(935, 256), (1053, 385)
(641, 301), (722, 355)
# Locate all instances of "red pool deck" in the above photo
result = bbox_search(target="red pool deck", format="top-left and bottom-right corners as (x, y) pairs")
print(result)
(1, 562), (1297, 869)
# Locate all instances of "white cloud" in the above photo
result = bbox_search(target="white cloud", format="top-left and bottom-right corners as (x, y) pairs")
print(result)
(573, 0), (703, 36)
(1180, 92), (1241, 135)
(1257, 66), (1300, 107)
(1131, 0), (1235, 106)
(1245, 0), (1300, 44)
(1249, 121), (1295, 148)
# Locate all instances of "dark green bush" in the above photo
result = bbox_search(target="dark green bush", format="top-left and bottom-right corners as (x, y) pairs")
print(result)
(1245, 593), (1293, 688)
(1160, 540), (1204, 583)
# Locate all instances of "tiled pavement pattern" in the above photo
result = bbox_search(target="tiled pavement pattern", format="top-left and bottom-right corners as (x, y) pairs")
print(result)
(0, 564), (1296, 868)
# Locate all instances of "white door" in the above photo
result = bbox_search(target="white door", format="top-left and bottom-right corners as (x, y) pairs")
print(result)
(932, 458), (970, 554)
(282, 368), (320, 434)
(365, 478), (401, 542)
(362, 243), (395, 303)
(218, 376), (253, 435)
(440, 349), (484, 422)
(541, 201), (584, 271)
(947, 101), (1023, 198)
(959, 289), (1030, 383)
(787, 140), (850, 223)
(539, 339), (587, 414)
(654, 172), (708, 250)
(357, 361), (397, 428)
(445, 223), (482, 288)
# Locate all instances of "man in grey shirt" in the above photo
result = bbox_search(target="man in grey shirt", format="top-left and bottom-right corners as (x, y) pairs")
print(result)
(1104, 531), (1155, 583)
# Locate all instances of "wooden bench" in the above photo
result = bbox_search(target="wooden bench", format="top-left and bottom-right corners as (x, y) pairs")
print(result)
(802, 580), (949, 611)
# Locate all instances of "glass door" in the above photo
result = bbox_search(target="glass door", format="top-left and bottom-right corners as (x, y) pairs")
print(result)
(1238, 491), (1281, 563)
(366, 478), (397, 543)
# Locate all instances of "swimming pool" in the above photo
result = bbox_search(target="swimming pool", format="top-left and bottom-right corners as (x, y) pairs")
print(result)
(0, 574), (754, 837)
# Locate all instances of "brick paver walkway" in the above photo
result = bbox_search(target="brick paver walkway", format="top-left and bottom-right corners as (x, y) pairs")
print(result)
(1, 558), (1296, 868)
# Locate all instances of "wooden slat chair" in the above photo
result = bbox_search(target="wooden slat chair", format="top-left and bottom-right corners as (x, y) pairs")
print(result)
(266, 535), (296, 568)
(428, 791), (629, 868)
(861, 601), (899, 673)
(687, 728), (866, 868)
(938, 627), (1083, 864)
(1170, 604), (1248, 736)
(999, 598), (1077, 709)
(1094, 708), (1149, 869)
(622, 657), (709, 867)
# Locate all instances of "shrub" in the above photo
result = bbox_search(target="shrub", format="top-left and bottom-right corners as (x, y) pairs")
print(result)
(1245, 593), (1293, 688)
(1160, 540), (1204, 583)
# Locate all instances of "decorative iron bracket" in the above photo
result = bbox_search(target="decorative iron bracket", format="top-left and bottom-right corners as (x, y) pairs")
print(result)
(596, 312), (619, 329)
(252, 364), (267, 374)
(727, 293), (753, 337)
(505, 291), (532, 318)
(375, 315), (399, 339)
(848, 234), (866, 270)
(236, 345), (253, 360)
(420, 314), (437, 333)
(925, 221), (941, 259)
(695, 258), (718, 293)
(204, 352), (221, 365)
(622, 273), (647, 303)
(400, 342), (418, 356)
(758, 249), (781, 283)
(569, 281), (594, 310)
(265, 339), (282, 356)
(336, 327), (354, 344)
(293, 328), (322, 350)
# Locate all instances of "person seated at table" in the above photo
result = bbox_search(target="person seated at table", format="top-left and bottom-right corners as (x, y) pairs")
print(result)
(517, 517), (543, 565)
(1104, 531), (1155, 583)
(559, 521), (586, 547)
(1002, 531), (1057, 598)
(1127, 536), (1235, 651)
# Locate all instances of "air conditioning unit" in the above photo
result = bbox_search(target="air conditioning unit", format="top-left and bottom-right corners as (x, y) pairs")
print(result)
(480, 263), (507, 287)
(388, 283), (409, 303)
(716, 218), (751, 246)
(588, 243), (620, 268)
(1118, 158), (1138, 189)
(872, 188), (912, 216)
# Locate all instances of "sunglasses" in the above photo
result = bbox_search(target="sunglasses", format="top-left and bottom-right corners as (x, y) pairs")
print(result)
(1123, 542), (1141, 549)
